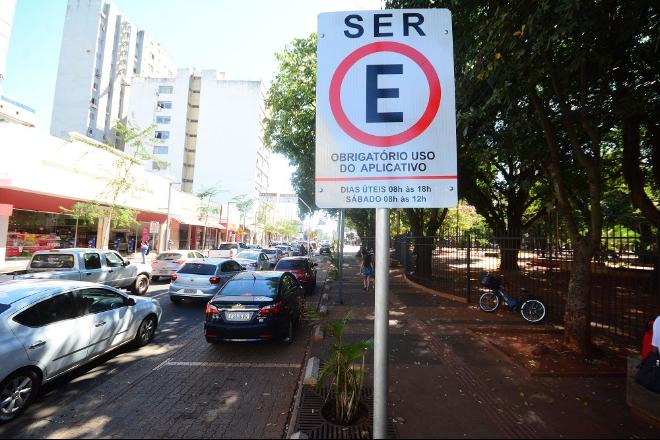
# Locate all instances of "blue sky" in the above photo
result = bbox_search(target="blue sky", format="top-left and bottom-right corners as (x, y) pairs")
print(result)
(3, 0), (382, 194)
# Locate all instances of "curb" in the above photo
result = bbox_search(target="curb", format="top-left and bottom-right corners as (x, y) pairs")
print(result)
(400, 268), (468, 304)
(284, 261), (332, 440)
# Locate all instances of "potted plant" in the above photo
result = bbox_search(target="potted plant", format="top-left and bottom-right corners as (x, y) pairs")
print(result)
(316, 314), (372, 426)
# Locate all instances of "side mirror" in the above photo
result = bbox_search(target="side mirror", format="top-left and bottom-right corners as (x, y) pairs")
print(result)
(128, 298), (136, 306)
(123, 261), (131, 266)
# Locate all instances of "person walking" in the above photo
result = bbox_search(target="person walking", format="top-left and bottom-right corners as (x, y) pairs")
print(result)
(360, 248), (374, 291)
(140, 240), (149, 264)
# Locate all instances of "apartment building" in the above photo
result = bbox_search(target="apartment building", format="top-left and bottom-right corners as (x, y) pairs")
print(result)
(127, 68), (270, 204)
(50, 0), (175, 145)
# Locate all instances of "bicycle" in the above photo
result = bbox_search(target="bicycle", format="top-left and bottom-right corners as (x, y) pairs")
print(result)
(477, 274), (547, 324)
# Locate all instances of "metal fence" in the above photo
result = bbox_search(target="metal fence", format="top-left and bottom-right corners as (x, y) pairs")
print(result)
(392, 230), (659, 342)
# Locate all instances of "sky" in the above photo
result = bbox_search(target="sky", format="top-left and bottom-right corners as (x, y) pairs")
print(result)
(2, 0), (383, 199)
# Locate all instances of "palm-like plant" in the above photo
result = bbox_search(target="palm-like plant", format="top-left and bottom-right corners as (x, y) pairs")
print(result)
(316, 314), (372, 425)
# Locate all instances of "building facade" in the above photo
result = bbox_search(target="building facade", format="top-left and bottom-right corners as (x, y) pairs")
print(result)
(127, 68), (270, 204)
(0, 123), (225, 269)
(50, 0), (175, 146)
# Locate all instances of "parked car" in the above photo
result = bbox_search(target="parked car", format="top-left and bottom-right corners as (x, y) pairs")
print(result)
(0, 279), (162, 423)
(234, 251), (271, 271)
(319, 243), (332, 255)
(204, 271), (304, 343)
(207, 242), (248, 259)
(274, 257), (317, 295)
(262, 248), (285, 268)
(13, 249), (151, 295)
(151, 250), (205, 282)
(169, 258), (244, 304)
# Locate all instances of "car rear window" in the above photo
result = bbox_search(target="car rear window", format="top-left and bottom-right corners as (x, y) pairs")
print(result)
(30, 254), (75, 269)
(156, 253), (183, 260)
(219, 278), (279, 298)
(236, 251), (259, 261)
(218, 243), (237, 250)
(0, 304), (9, 315)
(178, 263), (217, 275)
(276, 260), (307, 270)
(262, 249), (276, 255)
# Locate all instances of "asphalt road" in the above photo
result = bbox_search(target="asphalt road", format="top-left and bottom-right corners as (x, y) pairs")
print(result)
(0, 258), (328, 439)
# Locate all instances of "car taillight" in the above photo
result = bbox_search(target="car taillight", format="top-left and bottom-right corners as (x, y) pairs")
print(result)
(171, 274), (178, 281)
(205, 303), (221, 320)
(174, 259), (185, 265)
(257, 301), (283, 317)
(209, 276), (220, 284)
(230, 249), (235, 257)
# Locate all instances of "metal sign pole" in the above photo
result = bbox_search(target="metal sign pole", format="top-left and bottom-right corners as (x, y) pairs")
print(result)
(338, 208), (344, 304)
(374, 207), (389, 439)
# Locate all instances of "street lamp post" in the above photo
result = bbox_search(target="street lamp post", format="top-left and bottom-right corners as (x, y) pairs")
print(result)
(164, 181), (181, 252)
(224, 201), (235, 242)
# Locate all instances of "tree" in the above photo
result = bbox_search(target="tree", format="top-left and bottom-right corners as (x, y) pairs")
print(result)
(264, 34), (317, 214)
(386, 0), (657, 353)
(64, 122), (167, 249)
(197, 186), (224, 249)
(233, 194), (255, 243)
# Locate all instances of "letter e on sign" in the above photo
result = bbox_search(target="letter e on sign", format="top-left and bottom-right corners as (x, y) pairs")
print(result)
(315, 9), (458, 209)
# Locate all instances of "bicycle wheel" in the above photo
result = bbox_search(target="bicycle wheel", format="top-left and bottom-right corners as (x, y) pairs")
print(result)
(520, 299), (546, 323)
(478, 291), (500, 312)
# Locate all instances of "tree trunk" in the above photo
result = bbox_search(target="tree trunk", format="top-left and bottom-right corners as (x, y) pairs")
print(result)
(563, 243), (593, 354)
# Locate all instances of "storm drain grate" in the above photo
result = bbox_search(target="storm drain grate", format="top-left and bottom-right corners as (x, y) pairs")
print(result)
(295, 386), (397, 439)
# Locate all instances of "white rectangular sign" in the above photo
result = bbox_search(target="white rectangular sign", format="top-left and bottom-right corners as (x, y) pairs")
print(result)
(315, 9), (457, 208)
(149, 221), (160, 234)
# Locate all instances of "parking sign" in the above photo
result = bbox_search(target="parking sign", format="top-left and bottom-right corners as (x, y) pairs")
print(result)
(316, 10), (457, 208)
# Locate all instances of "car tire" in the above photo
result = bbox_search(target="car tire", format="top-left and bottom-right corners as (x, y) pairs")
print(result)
(131, 274), (150, 295)
(133, 315), (157, 348)
(0, 369), (40, 424)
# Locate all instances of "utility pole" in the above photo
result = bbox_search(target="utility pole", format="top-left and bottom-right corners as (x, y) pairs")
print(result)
(164, 181), (180, 252)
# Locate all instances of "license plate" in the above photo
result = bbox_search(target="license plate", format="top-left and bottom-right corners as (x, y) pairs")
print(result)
(226, 312), (252, 321)
(184, 289), (198, 294)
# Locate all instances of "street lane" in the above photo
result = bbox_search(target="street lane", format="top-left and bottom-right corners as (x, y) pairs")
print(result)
(0, 257), (327, 439)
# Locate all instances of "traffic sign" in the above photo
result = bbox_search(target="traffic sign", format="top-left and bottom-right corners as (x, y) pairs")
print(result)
(316, 10), (457, 208)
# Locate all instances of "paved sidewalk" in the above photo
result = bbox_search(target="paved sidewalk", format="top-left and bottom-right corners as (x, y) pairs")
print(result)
(316, 252), (660, 439)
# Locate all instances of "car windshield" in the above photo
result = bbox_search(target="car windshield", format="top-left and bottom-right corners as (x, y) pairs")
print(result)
(276, 260), (307, 270)
(156, 253), (183, 260)
(236, 251), (259, 261)
(262, 249), (276, 255)
(218, 243), (237, 250)
(178, 263), (217, 275)
(30, 254), (75, 269)
(219, 278), (279, 298)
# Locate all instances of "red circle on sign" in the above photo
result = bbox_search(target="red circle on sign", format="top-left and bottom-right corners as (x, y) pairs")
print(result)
(329, 41), (441, 147)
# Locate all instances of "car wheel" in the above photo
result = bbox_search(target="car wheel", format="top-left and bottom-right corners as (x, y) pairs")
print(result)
(131, 274), (150, 295)
(0, 369), (40, 424)
(133, 315), (157, 348)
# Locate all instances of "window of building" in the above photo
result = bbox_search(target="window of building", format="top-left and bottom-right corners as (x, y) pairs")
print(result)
(157, 101), (172, 109)
(91, 97), (97, 105)
(153, 145), (168, 154)
(154, 131), (170, 140)
(158, 85), (173, 94)
(156, 116), (171, 124)
(88, 128), (94, 136)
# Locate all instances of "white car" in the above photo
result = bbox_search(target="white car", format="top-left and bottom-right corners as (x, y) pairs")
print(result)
(233, 251), (271, 271)
(0, 279), (162, 423)
(150, 250), (206, 281)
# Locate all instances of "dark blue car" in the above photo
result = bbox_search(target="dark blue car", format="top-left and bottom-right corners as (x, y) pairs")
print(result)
(204, 271), (304, 343)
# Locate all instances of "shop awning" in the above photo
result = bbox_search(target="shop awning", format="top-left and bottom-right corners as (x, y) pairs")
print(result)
(172, 216), (226, 229)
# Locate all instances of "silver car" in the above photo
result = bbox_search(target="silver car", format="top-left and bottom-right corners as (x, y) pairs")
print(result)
(234, 251), (271, 271)
(0, 279), (162, 423)
(150, 250), (206, 282)
(168, 258), (244, 303)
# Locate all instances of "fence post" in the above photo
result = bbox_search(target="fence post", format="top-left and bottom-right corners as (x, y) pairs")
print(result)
(466, 233), (471, 303)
